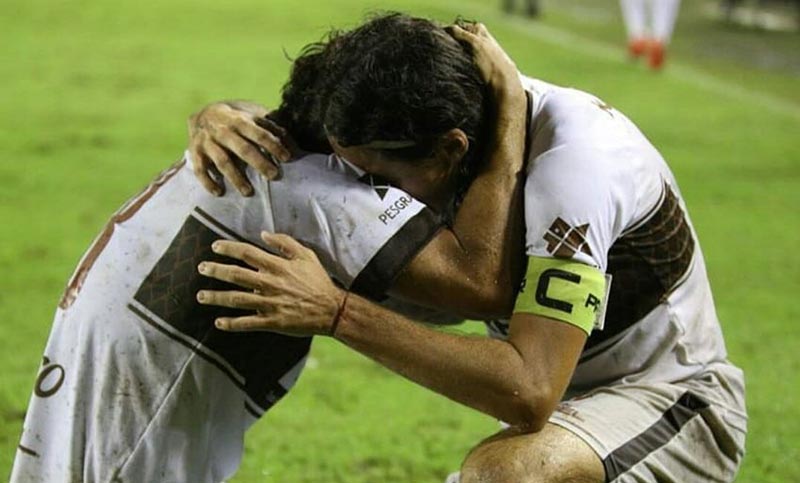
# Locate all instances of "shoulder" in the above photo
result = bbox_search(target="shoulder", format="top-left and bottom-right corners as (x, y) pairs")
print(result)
(268, 152), (382, 207)
(278, 152), (358, 184)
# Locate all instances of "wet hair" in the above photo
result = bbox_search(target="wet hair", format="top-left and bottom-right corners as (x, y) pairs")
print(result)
(270, 13), (490, 190)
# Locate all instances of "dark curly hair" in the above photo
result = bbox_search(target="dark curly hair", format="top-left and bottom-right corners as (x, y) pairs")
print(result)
(268, 31), (344, 154)
(270, 13), (490, 191)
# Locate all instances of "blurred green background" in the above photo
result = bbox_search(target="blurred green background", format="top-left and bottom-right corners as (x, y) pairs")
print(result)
(1, 0), (798, 481)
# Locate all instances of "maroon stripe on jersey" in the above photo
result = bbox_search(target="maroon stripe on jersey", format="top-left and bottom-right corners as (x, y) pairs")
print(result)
(131, 213), (311, 413)
(59, 158), (186, 310)
(245, 401), (264, 419)
(128, 302), (266, 419)
(194, 207), (249, 243)
(523, 90), (534, 165)
(351, 207), (441, 300)
(127, 302), (246, 393)
(603, 392), (710, 481)
(584, 182), (694, 353)
(349, 92), (532, 300)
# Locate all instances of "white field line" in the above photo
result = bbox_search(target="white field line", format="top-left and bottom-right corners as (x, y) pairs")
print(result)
(448, 2), (800, 121)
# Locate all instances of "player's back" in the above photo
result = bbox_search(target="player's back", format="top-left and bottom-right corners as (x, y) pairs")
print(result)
(11, 152), (434, 483)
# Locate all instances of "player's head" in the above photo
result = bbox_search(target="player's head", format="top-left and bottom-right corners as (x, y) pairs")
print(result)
(271, 13), (490, 211)
(269, 31), (345, 154)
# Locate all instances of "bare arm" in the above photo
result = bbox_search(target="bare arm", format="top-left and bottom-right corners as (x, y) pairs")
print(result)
(197, 233), (585, 431)
(334, 294), (585, 429)
(390, 89), (526, 319)
(390, 24), (528, 319)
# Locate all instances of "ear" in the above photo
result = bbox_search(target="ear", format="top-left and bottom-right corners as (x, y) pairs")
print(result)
(435, 128), (469, 165)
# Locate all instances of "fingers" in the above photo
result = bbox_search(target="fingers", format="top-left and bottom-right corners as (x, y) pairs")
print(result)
(447, 22), (488, 44)
(197, 262), (263, 290)
(211, 239), (286, 271)
(214, 315), (273, 332)
(242, 118), (292, 163)
(471, 22), (489, 37)
(255, 116), (288, 138)
(190, 144), (225, 196)
(196, 290), (266, 311)
(459, 22), (486, 36)
(204, 236), (306, 276)
(260, 232), (313, 261)
(256, 117), (301, 158)
(205, 142), (254, 196)
(445, 24), (473, 43)
(188, 102), (293, 191)
(228, 123), (283, 179)
(255, 117), (302, 156)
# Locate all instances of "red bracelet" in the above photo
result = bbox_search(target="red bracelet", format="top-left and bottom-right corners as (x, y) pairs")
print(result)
(329, 291), (349, 337)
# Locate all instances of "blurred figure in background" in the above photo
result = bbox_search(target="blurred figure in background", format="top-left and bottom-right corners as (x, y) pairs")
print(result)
(721, 0), (800, 30)
(503, 0), (540, 18)
(722, 0), (750, 22)
(620, 0), (681, 70)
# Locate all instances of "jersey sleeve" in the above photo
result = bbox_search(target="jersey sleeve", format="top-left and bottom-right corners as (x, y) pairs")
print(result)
(268, 154), (442, 300)
(515, 144), (624, 333)
(524, 144), (622, 270)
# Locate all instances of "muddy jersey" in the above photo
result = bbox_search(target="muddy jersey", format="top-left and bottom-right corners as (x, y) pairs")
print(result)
(490, 77), (730, 397)
(11, 152), (439, 483)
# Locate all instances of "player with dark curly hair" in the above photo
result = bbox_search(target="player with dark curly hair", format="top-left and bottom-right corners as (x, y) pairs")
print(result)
(11, 14), (529, 483)
(192, 13), (747, 483)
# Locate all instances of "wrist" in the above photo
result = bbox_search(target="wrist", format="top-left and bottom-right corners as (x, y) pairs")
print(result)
(329, 289), (349, 338)
(486, 105), (527, 174)
(487, 67), (524, 99)
(493, 86), (527, 113)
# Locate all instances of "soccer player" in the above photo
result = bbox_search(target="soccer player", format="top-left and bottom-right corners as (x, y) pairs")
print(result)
(620, 0), (682, 69)
(10, 20), (527, 482)
(192, 17), (747, 483)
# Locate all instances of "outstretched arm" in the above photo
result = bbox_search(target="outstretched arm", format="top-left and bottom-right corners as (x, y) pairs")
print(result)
(197, 232), (586, 431)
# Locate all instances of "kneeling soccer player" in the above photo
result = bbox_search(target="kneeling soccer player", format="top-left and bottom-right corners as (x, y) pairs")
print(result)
(194, 16), (747, 483)
(10, 22), (527, 482)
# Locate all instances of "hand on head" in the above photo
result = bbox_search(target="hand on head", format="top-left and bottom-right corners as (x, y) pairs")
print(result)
(188, 103), (298, 196)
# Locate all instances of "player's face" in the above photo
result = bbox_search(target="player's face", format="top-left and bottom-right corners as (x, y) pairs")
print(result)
(329, 132), (468, 212)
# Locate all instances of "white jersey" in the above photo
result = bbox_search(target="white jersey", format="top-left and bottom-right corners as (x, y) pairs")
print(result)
(490, 77), (733, 397)
(11, 152), (440, 483)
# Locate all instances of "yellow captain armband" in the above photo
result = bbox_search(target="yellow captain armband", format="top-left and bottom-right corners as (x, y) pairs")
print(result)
(514, 256), (607, 335)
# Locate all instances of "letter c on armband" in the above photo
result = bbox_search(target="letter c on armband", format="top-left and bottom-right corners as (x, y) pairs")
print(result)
(535, 268), (580, 313)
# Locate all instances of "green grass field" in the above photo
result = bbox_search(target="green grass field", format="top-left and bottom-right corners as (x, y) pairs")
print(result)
(1, 0), (798, 481)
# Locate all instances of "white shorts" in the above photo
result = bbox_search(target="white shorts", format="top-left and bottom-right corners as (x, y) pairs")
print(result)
(550, 362), (747, 482)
